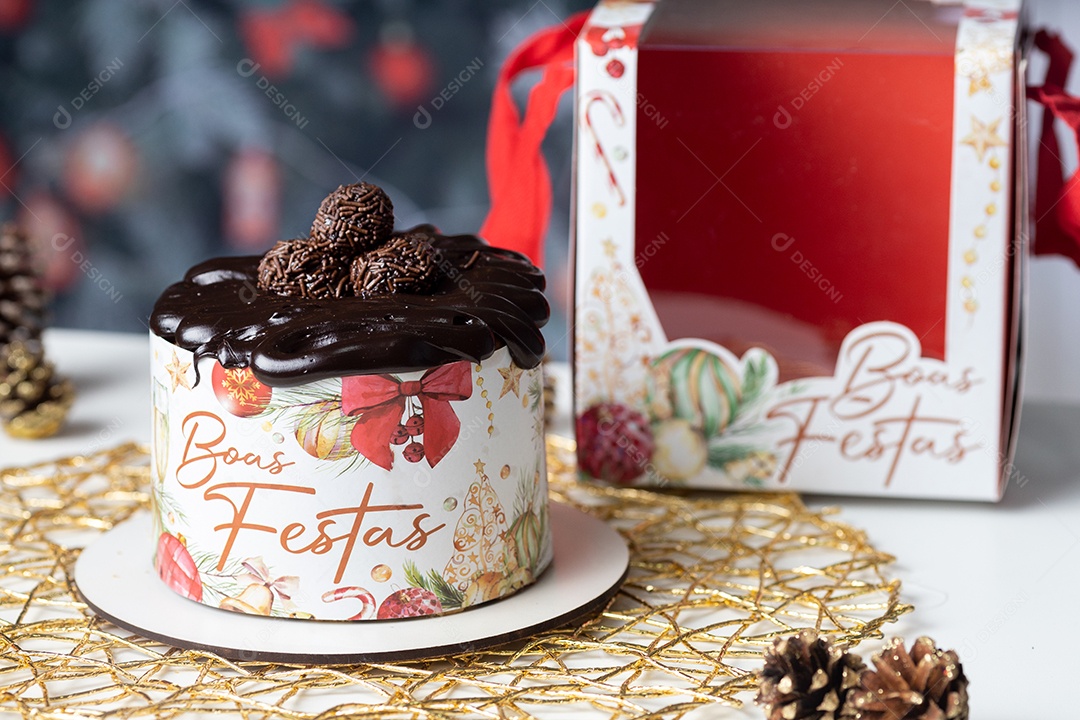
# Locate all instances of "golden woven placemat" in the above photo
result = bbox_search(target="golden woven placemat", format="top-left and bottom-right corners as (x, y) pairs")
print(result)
(0, 437), (909, 719)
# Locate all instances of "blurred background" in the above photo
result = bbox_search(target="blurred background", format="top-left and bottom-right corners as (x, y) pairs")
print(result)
(0, 0), (593, 359)
(0, 0), (1077, 390)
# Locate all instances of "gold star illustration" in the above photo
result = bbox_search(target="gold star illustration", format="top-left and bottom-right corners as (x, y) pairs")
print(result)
(164, 351), (192, 392)
(968, 74), (992, 95)
(474, 460), (487, 476)
(961, 115), (1006, 163)
(498, 363), (524, 399)
(601, 238), (617, 258)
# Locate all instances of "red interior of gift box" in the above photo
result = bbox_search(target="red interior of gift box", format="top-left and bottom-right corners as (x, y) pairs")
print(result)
(635, 0), (965, 380)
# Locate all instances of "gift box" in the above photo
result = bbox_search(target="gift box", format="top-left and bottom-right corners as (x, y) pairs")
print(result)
(571, 0), (1029, 500)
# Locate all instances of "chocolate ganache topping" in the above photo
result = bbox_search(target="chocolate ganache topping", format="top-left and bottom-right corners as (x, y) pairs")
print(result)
(150, 184), (548, 387)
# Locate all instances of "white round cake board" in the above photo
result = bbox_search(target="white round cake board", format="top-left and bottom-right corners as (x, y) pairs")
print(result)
(75, 502), (629, 663)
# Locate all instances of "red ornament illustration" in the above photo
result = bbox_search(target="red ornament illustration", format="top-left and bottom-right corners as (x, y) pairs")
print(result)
(342, 361), (472, 470)
(605, 58), (625, 78)
(576, 402), (655, 485)
(155, 532), (202, 602)
(211, 362), (273, 417)
(583, 24), (642, 57)
(376, 587), (442, 619)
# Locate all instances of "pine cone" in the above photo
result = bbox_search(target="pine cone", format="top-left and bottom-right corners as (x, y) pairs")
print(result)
(0, 341), (74, 439)
(845, 637), (968, 720)
(756, 630), (866, 720)
(0, 224), (46, 349)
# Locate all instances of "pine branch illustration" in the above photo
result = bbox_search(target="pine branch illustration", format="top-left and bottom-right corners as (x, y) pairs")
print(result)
(740, 355), (769, 409)
(426, 569), (465, 608)
(527, 377), (542, 413)
(403, 560), (427, 589)
(513, 470), (534, 519)
(403, 560), (464, 608)
(706, 441), (763, 469)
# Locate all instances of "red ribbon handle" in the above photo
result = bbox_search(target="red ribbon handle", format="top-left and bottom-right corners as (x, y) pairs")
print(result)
(341, 361), (473, 470)
(1028, 30), (1080, 265)
(480, 11), (591, 267)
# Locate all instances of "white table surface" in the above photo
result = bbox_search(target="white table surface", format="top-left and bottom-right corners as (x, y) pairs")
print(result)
(1, 328), (1074, 719)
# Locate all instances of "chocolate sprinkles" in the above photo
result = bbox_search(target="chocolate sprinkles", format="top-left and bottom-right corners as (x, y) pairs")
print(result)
(351, 233), (439, 298)
(311, 182), (394, 254)
(256, 238), (353, 299)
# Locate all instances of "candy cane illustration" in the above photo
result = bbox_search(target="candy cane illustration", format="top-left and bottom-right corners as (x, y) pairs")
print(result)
(321, 586), (376, 620)
(584, 90), (627, 207)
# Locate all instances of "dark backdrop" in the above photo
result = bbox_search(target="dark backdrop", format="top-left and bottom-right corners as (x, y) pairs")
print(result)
(0, 0), (590, 358)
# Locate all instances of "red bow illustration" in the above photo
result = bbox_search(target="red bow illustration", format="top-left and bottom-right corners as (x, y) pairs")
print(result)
(341, 362), (473, 470)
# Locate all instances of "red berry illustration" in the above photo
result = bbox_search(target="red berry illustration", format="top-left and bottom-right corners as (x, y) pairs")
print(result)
(404, 414), (424, 436)
(376, 587), (443, 619)
(605, 58), (625, 78)
(390, 425), (410, 445)
(211, 362), (272, 417)
(403, 441), (425, 463)
(576, 402), (655, 485)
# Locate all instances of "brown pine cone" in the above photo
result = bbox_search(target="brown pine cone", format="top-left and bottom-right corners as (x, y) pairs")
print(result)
(0, 341), (74, 439)
(256, 238), (353, 299)
(0, 224), (46, 350)
(757, 629), (866, 720)
(845, 637), (968, 720)
(311, 182), (394, 254)
(350, 233), (439, 297)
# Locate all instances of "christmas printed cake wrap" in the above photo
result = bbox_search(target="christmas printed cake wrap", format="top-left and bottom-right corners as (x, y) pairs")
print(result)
(149, 179), (552, 618)
(150, 336), (551, 620)
(572, 0), (1026, 500)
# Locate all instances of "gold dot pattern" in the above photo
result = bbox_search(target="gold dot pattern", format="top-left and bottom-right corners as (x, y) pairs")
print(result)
(476, 363), (493, 436)
(0, 438), (910, 718)
(961, 114), (1006, 319)
(963, 143), (1002, 317)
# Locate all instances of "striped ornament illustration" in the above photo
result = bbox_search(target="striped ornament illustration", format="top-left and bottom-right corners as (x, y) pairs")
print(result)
(647, 347), (742, 438)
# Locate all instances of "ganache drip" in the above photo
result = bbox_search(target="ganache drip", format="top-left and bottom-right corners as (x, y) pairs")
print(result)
(149, 226), (549, 387)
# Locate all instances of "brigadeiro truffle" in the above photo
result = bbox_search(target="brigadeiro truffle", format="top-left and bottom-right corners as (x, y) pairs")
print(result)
(256, 238), (353, 299)
(351, 233), (440, 298)
(311, 182), (394, 253)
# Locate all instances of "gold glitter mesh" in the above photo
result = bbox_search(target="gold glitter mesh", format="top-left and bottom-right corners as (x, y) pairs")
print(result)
(0, 437), (910, 718)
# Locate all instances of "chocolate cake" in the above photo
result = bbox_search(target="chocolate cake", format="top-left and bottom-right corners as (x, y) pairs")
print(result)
(148, 183), (552, 621)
